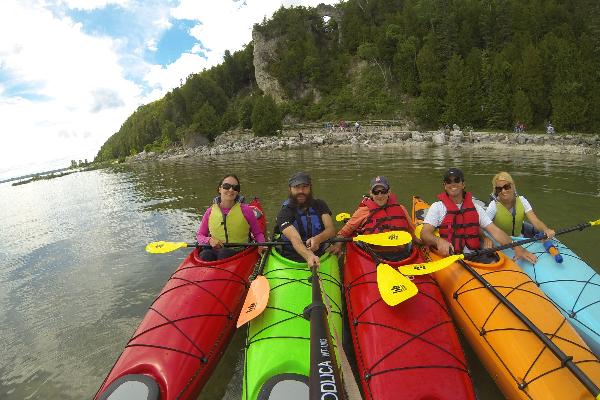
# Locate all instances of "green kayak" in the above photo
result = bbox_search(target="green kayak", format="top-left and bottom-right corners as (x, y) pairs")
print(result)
(242, 248), (343, 399)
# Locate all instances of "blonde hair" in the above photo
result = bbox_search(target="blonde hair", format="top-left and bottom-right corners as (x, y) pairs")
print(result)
(492, 171), (515, 190)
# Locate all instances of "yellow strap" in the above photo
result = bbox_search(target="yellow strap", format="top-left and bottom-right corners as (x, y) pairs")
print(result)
(145, 241), (189, 254)
(590, 218), (600, 227)
(377, 263), (418, 306)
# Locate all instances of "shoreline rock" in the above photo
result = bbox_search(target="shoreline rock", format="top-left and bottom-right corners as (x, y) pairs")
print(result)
(126, 127), (600, 163)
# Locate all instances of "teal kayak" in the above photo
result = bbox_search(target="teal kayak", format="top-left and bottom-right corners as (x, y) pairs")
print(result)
(242, 248), (342, 399)
(502, 237), (600, 356)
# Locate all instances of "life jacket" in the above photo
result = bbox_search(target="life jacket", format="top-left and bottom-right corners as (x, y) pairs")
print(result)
(357, 193), (411, 234)
(208, 201), (250, 244)
(277, 199), (326, 255)
(437, 191), (481, 251)
(493, 197), (525, 236)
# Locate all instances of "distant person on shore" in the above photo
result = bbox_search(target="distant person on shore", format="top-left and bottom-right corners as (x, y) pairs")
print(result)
(420, 168), (537, 263)
(354, 121), (361, 132)
(274, 172), (336, 266)
(330, 176), (415, 261)
(196, 174), (266, 261)
(546, 123), (555, 134)
(486, 171), (555, 239)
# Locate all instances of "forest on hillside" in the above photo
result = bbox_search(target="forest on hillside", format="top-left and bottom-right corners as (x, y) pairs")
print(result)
(95, 0), (600, 162)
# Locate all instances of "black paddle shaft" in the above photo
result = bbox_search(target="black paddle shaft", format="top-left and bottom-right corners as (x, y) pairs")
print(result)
(457, 259), (600, 397)
(304, 265), (345, 400)
(467, 221), (594, 259)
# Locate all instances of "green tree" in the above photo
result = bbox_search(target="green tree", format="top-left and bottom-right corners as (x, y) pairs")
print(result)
(486, 53), (512, 129)
(512, 89), (533, 128)
(252, 95), (282, 137)
(193, 103), (220, 139)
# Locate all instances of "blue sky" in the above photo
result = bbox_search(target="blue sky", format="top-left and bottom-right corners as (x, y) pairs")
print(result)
(0, 0), (338, 180)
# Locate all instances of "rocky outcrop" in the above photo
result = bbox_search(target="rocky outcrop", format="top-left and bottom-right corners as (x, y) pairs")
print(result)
(252, 29), (286, 103)
(316, 3), (344, 44)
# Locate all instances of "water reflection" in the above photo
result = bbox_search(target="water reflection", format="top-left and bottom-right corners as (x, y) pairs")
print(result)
(0, 144), (598, 399)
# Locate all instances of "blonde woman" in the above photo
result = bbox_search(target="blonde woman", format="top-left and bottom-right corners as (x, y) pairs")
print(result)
(486, 171), (555, 239)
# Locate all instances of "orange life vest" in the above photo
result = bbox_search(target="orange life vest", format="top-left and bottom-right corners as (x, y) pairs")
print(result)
(437, 191), (481, 251)
(357, 193), (411, 234)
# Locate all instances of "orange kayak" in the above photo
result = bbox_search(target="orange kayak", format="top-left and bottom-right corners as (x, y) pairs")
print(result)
(412, 196), (600, 399)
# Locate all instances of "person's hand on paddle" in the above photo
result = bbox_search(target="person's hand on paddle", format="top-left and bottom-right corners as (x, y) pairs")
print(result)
(257, 246), (268, 255)
(305, 251), (321, 268)
(329, 241), (344, 256)
(435, 238), (455, 257)
(544, 228), (556, 239)
(305, 236), (321, 252)
(514, 246), (537, 263)
(208, 237), (223, 248)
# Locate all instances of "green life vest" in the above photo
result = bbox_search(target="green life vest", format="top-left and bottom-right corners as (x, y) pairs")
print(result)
(208, 202), (250, 244)
(494, 197), (525, 236)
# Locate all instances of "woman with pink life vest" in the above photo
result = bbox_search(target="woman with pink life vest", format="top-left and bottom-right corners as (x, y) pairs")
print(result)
(195, 174), (266, 261)
(420, 168), (537, 263)
(330, 176), (417, 261)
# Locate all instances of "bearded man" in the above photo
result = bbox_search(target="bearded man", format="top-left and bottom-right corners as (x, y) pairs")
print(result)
(274, 172), (335, 266)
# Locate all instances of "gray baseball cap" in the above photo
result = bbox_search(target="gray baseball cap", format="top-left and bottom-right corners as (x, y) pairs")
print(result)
(289, 172), (311, 187)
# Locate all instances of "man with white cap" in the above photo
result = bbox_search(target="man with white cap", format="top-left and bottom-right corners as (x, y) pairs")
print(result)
(420, 167), (536, 263)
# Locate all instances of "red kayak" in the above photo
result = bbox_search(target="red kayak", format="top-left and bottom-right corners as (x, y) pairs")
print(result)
(95, 199), (265, 400)
(344, 242), (476, 400)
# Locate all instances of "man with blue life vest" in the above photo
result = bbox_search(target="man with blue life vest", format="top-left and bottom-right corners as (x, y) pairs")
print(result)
(420, 167), (537, 263)
(274, 172), (336, 266)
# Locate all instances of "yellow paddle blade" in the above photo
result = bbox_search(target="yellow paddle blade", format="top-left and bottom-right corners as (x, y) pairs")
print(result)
(336, 212), (351, 222)
(377, 263), (418, 306)
(354, 230), (412, 247)
(145, 241), (189, 254)
(590, 218), (600, 227)
(399, 254), (465, 276)
(236, 275), (270, 328)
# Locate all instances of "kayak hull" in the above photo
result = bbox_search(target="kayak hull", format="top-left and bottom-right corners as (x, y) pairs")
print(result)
(413, 196), (600, 399)
(504, 238), (600, 357)
(242, 248), (342, 400)
(96, 198), (266, 400)
(343, 242), (476, 400)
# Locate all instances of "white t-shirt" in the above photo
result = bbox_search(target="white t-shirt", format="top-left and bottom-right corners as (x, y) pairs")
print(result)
(486, 195), (532, 220)
(423, 200), (492, 253)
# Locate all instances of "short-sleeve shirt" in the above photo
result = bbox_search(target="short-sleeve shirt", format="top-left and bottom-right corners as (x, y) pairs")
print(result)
(275, 199), (332, 235)
(423, 200), (492, 254)
(485, 196), (533, 220)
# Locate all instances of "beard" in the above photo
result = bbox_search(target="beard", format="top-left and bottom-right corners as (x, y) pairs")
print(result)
(288, 190), (313, 208)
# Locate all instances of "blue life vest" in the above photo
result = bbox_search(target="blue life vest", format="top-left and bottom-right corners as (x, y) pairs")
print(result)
(277, 199), (326, 256)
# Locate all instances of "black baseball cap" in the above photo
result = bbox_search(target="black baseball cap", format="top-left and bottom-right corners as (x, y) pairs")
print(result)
(443, 168), (464, 182)
(369, 176), (390, 190)
(289, 172), (311, 187)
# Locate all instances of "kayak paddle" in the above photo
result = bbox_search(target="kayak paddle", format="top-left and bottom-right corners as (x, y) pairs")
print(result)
(236, 247), (272, 328)
(305, 262), (345, 400)
(146, 230), (413, 254)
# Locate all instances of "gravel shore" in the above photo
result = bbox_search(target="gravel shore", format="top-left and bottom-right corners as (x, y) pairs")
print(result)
(126, 126), (600, 163)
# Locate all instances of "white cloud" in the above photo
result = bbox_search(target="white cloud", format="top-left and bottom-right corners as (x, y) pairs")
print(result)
(0, 0), (340, 179)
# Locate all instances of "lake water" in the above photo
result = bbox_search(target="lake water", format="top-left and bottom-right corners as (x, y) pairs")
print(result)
(1, 143), (598, 399)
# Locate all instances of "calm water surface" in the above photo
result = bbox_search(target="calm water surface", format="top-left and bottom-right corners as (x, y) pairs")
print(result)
(1, 144), (599, 399)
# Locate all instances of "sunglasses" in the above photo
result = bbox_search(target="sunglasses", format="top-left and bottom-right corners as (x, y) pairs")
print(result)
(221, 183), (241, 191)
(494, 183), (512, 194)
(371, 188), (389, 195)
(444, 177), (463, 184)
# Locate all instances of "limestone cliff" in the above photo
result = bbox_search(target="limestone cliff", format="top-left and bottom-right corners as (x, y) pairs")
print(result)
(252, 29), (286, 103)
